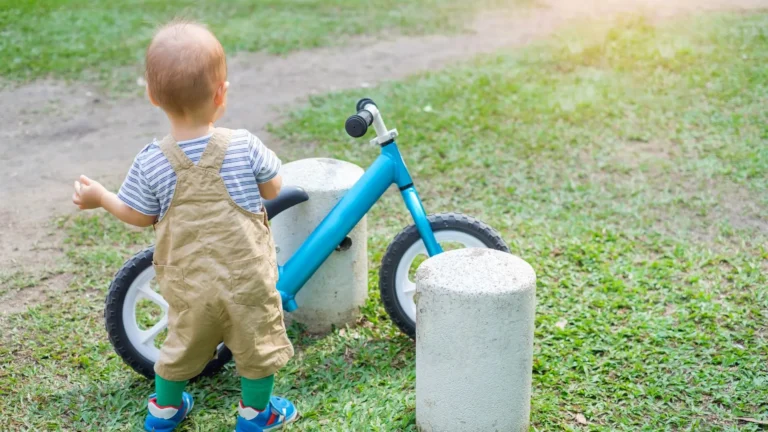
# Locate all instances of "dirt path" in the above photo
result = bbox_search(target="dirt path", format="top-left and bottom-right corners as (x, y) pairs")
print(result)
(0, 0), (765, 284)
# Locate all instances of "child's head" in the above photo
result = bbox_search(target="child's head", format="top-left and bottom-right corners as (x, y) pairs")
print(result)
(145, 20), (228, 122)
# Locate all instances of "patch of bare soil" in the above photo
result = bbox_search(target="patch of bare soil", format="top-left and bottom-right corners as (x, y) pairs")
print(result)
(0, 273), (72, 315)
(681, 180), (768, 244)
(0, 0), (765, 307)
(616, 141), (681, 168)
(590, 138), (767, 245)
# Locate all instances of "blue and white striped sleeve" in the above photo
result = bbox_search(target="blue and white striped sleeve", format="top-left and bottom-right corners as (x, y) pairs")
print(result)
(248, 132), (282, 184)
(117, 149), (161, 216)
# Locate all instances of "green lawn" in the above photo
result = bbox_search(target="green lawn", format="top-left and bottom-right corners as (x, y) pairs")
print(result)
(0, 0), (525, 85)
(1, 11), (767, 432)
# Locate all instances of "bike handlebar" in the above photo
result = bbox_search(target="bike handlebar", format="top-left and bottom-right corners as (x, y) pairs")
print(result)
(345, 109), (373, 138)
(345, 98), (377, 138)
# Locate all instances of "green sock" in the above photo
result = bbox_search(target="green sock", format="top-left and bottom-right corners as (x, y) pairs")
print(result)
(155, 374), (188, 407)
(241, 375), (275, 410)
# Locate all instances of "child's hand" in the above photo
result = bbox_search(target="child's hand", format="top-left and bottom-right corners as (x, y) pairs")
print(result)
(73, 175), (107, 210)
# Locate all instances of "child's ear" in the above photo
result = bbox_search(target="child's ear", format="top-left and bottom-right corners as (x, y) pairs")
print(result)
(214, 81), (229, 106)
(146, 84), (160, 107)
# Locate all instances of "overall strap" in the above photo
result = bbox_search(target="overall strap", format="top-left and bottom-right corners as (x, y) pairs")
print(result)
(197, 127), (232, 171)
(158, 135), (194, 172)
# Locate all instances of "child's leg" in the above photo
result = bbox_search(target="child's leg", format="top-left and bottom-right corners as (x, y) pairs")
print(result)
(155, 374), (189, 407)
(241, 374), (274, 410)
(144, 375), (194, 431)
(235, 374), (297, 430)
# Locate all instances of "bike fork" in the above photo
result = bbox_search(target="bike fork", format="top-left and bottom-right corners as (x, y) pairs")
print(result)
(401, 186), (442, 257)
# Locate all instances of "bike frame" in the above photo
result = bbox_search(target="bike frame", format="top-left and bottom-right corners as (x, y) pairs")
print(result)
(277, 140), (443, 312)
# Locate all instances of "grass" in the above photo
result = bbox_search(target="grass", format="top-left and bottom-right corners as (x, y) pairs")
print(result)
(0, 0), (526, 86)
(0, 270), (54, 299)
(1, 10), (768, 432)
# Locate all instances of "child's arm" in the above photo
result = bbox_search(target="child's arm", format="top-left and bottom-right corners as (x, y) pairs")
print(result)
(257, 175), (282, 200)
(249, 132), (283, 201)
(73, 175), (156, 227)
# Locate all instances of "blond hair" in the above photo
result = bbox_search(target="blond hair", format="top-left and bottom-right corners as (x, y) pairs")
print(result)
(145, 20), (227, 115)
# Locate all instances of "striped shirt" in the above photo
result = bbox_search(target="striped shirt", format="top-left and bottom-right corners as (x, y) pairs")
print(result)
(118, 129), (281, 220)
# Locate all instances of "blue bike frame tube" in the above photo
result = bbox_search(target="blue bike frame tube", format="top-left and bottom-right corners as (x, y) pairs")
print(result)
(401, 186), (442, 257)
(277, 141), (442, 312)
(384, 142), (441, 255)
(277, 154), (394, 311)
(381, 142), (412, 188)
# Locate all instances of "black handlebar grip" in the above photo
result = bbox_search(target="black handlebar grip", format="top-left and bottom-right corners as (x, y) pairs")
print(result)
(356, 98), (376, 112)
(345, 109), (374, 138)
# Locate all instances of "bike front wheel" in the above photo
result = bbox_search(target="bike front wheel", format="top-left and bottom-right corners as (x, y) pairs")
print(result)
(379, 213), (510, 338)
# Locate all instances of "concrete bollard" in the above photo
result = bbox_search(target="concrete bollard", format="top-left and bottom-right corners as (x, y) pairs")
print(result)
(415, 248), (536, 432)
(270, 158), (368, 333)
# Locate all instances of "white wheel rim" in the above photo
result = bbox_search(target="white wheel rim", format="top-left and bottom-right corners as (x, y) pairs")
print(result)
(394, 230), (488, 323)
(123, 266), (167, 361)
(123, 266), (225, 363)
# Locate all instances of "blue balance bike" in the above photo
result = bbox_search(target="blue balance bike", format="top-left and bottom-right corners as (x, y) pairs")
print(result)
(105, 99), (510, 378)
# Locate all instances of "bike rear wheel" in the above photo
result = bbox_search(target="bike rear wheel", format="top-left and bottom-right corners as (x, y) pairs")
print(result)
(104, 246), (232, 379)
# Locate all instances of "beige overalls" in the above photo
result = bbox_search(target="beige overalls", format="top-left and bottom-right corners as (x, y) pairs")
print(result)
(152, 127), (293, 381)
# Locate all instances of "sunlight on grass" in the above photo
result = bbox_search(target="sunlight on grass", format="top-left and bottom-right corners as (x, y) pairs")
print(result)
(0, 0), (529, 84)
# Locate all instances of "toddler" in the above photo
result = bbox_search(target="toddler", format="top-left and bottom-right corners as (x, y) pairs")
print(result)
(72, 20), (297, 432)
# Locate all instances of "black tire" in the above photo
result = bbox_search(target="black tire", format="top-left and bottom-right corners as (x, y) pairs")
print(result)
(379, 213), (510, 339)
(104, 246), (233, 380)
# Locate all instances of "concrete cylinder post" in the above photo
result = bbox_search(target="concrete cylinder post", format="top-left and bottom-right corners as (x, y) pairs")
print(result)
(270, 158), (368, 333)
(415, 248), (536, 432)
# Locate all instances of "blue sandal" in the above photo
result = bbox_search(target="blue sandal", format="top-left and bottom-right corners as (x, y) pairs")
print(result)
(143, 392), (194, 432)
(236, 396), (298, 431)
